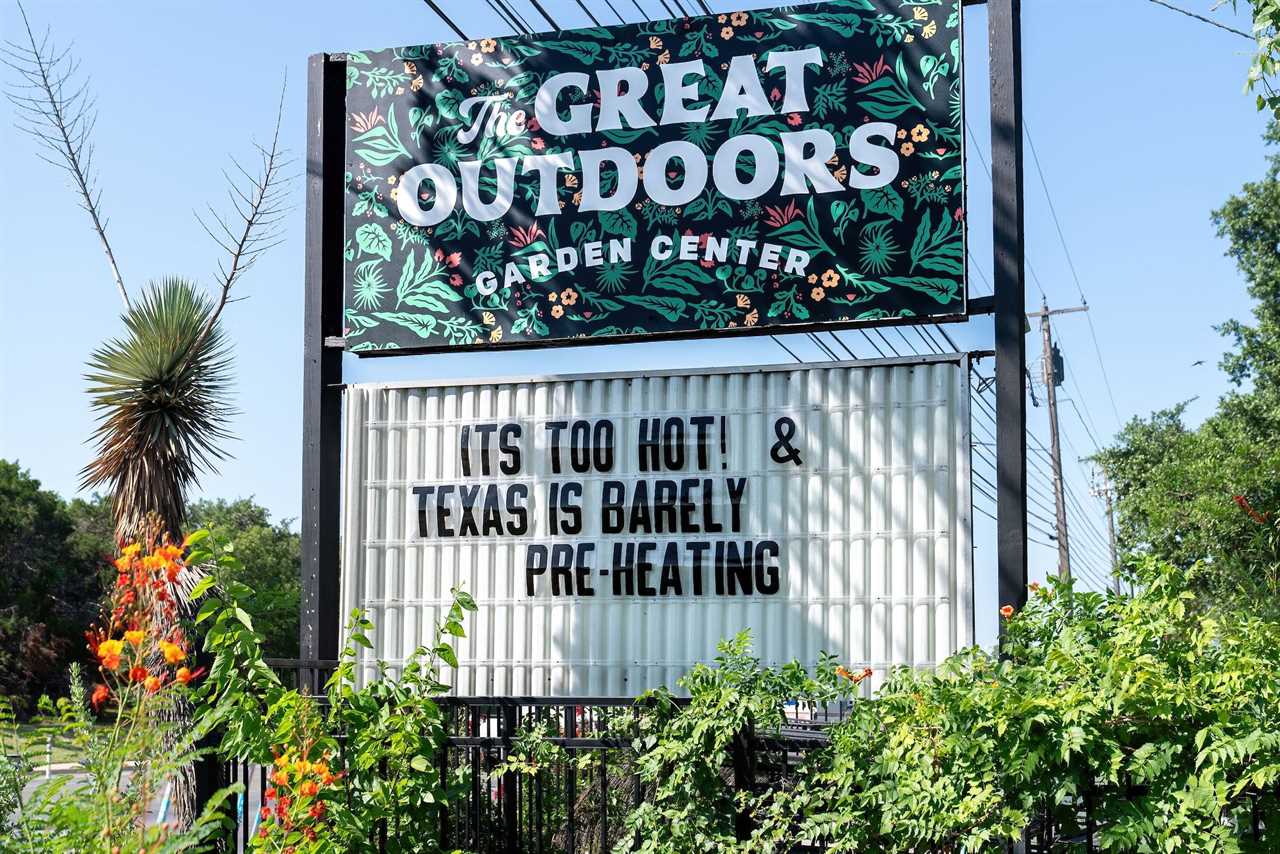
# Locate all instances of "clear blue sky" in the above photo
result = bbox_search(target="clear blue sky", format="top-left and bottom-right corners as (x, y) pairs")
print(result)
(0, 0), (1269, 641)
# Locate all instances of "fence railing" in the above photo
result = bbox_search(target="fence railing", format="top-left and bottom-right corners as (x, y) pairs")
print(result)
(214, 660), (1272, 853)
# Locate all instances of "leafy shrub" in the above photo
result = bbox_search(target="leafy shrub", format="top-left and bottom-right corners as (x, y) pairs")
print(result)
(617, 560), (1280, 853)
(192, 530), (474, 853)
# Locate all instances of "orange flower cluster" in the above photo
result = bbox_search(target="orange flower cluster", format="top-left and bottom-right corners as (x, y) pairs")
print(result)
(85, 537), (205, 711)
(256, 742), (340, 847)
(835, 665), (874, 685)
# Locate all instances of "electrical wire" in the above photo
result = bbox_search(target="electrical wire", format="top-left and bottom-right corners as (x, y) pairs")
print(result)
(527, 0), (562, 29)
(1143, 0), (1253, 40)
(1024, 122), (1124, 428)
(573, 0), (603, 25)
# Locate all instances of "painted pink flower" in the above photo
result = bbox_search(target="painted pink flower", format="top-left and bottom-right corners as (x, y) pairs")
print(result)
(852, 56), (891, 85)
(786, 113), (802, 127)
(763, 200), (801, 228)
(508, 222), (543, 248)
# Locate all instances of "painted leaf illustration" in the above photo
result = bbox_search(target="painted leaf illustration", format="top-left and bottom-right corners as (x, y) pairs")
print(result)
(643, 253), (715, 297)
(856, 55), (926, 120)
(435, 89), (462, 122)
(539, 40), (602, 64)
(352, 104), (412, 166)
(768, 197), (834, 257)
(908, 210), (964, 276)
(790, 12), (867, 36)
(862, 185), (904, 221)
(600, 208), (638, 240)
(620, 294), (688, 322)
(373, 312), (439, 337)
(882, 276), (959, 304)
(397, 249), (462, 311)
(355, 223), (393, 261)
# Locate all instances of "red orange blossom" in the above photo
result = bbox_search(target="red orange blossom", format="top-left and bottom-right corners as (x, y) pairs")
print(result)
(255, 742), (341, 847)
(836, 665), (874, 684)
(85, 536), (205, 710)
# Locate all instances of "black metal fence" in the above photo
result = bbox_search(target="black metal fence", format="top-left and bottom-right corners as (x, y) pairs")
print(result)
(216, 661), (1272, 853)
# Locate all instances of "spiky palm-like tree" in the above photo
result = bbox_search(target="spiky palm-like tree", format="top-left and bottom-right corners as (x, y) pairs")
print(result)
(81, 278), (234, 545)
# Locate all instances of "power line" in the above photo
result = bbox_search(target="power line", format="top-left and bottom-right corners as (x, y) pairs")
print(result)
(526, 0), (562, 29)
(572, 0), (603, 25)
(1023, 122), (1123, 428)
(1143, 0), (1253, 40)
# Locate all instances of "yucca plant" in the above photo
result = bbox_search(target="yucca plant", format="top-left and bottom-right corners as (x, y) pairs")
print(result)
(81, 278), (234, 544)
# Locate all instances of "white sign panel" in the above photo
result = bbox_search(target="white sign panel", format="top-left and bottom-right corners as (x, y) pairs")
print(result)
(341, 357), (972, 696)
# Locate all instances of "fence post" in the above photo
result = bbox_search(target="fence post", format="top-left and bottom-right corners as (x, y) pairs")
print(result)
(438, 704), (451, 849)
(730, 724), (756, 841)
(502, 701), (520, 854)
(564, 705), (577, 854)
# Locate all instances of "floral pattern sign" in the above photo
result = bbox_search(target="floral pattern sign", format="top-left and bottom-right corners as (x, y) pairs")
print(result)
(341, 0), (964, 353)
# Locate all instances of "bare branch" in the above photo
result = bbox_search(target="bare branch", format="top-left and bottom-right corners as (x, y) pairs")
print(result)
(1, 0), (128, 308)
(185, 74), (293, 368)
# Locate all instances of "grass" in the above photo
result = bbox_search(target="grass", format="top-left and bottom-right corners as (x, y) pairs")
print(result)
(9, 721), (108, 766)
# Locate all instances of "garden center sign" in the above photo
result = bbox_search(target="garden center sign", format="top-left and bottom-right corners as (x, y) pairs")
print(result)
(341, 359), (973, 695)
(341, 0), (965, 352)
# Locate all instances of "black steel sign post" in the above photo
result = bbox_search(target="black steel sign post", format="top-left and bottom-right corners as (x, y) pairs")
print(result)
(300, 53), (346, 667)
(986, 0), (1029, 620)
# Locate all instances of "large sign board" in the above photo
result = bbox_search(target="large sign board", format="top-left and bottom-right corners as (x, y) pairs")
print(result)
(341, 358), (973, 695)
(341, 1), (965, 353)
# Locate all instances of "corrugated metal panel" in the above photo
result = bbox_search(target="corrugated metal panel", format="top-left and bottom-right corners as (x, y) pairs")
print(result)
(341, 357), (972, 696)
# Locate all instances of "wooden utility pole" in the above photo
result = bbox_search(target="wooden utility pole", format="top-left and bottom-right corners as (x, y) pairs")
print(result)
(1095, 477), (1121, 593)
(1104, 486), (1120, 592)
(1028, 300), (1087, 581)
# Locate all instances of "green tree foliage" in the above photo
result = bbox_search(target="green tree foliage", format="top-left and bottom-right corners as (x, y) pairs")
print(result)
(0, 462), (104, 713)
(1095, 125), (1280, 603)
(1236, 1), (1280, 116)
(188, 498), (301, 658)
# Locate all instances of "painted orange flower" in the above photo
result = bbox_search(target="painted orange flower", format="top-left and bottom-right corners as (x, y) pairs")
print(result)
(349, 108), (383, 134)
(550, 304), (565, 319)
(560, 288), (578, 306)
(900, 142), (915, 156)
